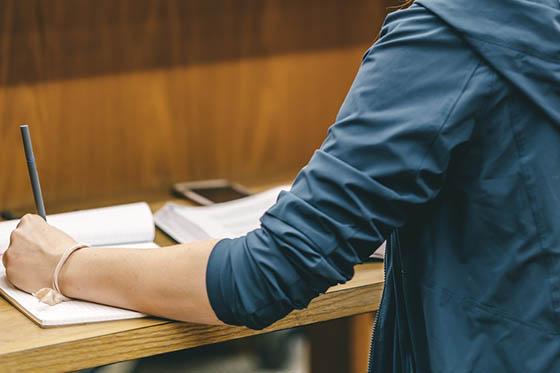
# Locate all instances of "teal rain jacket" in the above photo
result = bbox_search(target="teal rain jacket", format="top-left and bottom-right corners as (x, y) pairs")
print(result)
(206, 0), (560, 371)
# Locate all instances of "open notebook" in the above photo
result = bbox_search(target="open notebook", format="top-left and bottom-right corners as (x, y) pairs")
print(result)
(0, 202), (157, 327)
(155, 185), (386, 259)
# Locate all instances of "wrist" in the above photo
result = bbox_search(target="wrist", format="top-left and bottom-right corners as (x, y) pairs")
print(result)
(58, 247), (90, 298)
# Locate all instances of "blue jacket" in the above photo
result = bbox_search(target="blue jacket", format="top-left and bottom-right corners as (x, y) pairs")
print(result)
(206, 0), (560, 371)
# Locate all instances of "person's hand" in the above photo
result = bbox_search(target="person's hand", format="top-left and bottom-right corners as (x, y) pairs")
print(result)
(2, 214), (77, 294)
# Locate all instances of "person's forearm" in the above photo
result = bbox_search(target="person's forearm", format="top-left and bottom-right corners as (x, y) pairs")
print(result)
(58, 240), (222, 325)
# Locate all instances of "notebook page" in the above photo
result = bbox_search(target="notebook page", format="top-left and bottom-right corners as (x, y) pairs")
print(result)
(155, 185), (289, 242)
(0, 242), (157, 327)
(0, 202), (155, 253)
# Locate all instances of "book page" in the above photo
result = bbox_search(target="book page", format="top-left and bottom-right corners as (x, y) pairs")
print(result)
(0, 202), (155, 254)
(155, 185), (289, 242)
(371, 241), (386, 259)
(0, 242), (158, 327)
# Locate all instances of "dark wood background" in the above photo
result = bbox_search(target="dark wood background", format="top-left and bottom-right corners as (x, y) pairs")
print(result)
(0, 0), (391, 211)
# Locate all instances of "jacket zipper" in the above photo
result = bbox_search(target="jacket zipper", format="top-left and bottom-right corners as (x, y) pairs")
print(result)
(393, 228), (415, 371)
(367, 239), (390, 373)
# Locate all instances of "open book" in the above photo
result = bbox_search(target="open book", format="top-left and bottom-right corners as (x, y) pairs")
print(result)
(155, 185), (290, 242)
(155, 185), (386, 259)
(0, 202), (156, 327)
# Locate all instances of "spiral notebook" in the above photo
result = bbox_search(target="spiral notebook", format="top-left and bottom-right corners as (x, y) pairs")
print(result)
(0, 203), (157, 327)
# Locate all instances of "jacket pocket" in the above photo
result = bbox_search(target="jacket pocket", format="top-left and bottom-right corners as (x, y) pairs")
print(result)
(466, 174), (560, 332)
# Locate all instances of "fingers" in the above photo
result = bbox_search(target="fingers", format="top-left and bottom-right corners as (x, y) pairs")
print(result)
(9, 229), (19, 247)
(10, 218), (29, 247)
(5, 229), (22, 269)
(16, 213), (43, 229)
(6, 214), (42, 266)
(12, 214), (47, 243)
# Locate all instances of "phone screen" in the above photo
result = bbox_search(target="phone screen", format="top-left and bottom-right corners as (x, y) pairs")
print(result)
(190, 186), (249, 203)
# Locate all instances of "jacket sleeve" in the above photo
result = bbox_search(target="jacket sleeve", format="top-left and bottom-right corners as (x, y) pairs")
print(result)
(206, 4), (499, 330)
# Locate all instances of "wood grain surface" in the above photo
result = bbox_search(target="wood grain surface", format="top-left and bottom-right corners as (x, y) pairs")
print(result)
(0, 261), (383, 372)
(0, 0), (388, 211)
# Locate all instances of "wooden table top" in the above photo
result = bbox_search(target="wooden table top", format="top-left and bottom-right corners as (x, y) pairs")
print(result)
(0, 199), (384, 372)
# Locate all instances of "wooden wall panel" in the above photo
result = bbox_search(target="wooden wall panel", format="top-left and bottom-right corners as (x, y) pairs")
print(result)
(0, 0), (389, 210)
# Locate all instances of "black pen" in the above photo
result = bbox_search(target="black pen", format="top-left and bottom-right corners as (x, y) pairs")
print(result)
(20, 124), (47, 220)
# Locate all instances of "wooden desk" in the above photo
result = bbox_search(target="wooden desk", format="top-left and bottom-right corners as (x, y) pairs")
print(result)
(0, 202), (384, 372)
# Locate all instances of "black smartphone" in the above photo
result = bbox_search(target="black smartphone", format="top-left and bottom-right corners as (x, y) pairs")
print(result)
(172, 179), (251, 205)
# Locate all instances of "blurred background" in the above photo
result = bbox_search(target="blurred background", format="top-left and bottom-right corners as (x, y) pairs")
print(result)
(0, 0), (394, 371)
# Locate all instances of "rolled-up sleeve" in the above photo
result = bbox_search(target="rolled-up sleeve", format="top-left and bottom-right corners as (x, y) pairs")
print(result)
(206, 4), (498, 330)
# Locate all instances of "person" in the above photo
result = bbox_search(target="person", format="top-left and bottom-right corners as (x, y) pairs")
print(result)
(3, 0), (560, 371)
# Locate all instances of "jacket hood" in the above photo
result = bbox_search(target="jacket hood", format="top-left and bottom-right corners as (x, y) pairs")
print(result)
(416, 0), (560, 124)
